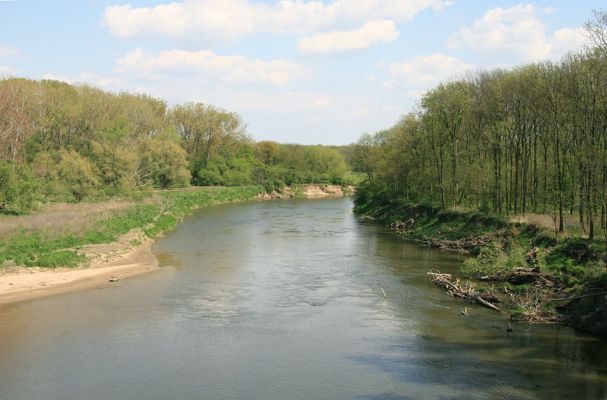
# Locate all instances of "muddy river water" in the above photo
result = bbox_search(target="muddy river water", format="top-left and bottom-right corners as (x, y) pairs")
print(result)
(0, 198), (606, 399)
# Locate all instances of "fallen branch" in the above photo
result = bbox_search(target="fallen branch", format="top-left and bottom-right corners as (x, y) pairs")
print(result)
(472, 294), (501, 311)
(428, 271), (501, 312)
(411, 236), (491, 254)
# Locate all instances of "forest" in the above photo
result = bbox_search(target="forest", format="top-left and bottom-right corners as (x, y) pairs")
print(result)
(353, 13), (607, 243)
(0, 78), (354, 214)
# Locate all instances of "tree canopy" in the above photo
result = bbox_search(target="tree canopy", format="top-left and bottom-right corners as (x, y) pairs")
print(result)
(354, 45), (607, 241)
(0, 78), (352, 212)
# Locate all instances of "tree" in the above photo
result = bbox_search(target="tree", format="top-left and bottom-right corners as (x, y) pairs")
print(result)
(138, 138), (191, 189)
(57, 150), (98, 201)
(585, 9), (607, 52)
(256, 141), (278, 166)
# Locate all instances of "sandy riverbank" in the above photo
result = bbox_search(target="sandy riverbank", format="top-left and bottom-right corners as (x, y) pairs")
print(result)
(0, 186), (352, 306)
(0, 229), (159, 305)
(259, 184), (354, 200)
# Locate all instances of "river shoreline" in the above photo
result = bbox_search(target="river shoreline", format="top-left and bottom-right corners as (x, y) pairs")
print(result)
(0, 230), (159, 305)
(0, 185), (350, 306)
(354, 201), (607, 338)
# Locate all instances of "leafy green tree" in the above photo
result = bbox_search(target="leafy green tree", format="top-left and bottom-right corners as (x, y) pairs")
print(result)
(57, 150), (98, 201)
(0, 161), (17, 211)
(138, 138), (191, 189)
(90, 141), (139, 194)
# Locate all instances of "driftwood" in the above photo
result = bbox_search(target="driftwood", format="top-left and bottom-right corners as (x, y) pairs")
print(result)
(428, 271), (501, 312)
(479, 267), (553, 287)
(413, 236), (490, 254)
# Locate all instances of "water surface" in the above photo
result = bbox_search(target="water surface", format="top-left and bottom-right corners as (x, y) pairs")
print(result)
(0, 198), (606, 399)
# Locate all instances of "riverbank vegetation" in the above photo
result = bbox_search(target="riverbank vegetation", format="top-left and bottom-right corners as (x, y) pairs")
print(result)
(0, 79), (356, 214)
(0, 186), (261, 269)
(353, 11), (607, 336)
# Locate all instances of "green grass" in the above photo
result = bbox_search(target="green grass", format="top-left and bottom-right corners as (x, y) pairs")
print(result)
(0, 186), (262, 269)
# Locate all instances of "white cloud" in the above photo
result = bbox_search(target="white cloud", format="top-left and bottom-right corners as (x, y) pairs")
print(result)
(549, 27), (587, 59)
(386, 53), (473, 89)
(42, 73), (121, 90)
(102, 0), (450, 39)
(406, 89), (427, 99)
(448, 4), (587, 64)
(116, 48), (304, 86)
(298, 19), (399, 53)
(543, 6), (557, 14)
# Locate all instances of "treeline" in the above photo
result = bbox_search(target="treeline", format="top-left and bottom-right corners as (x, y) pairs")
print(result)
(0, 78), (351, 213)
(353, 16), (607, 240)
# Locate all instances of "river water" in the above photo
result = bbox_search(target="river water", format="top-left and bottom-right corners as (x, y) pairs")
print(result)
(0, 198), (606, 400)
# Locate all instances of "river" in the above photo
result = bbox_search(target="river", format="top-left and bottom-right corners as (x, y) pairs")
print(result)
(0, 198), (606, 399)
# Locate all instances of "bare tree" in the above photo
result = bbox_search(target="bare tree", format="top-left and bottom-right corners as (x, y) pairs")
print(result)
(585, 9), (607, 52)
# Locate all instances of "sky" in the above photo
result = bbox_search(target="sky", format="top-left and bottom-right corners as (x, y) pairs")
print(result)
(0, 0), (603, 145)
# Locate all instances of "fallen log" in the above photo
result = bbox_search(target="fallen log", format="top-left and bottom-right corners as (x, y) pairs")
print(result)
(428, 271), (501, 312)
(472, 294), (501, 311)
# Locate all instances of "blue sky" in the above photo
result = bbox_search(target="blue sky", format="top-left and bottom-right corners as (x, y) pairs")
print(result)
(0, 0), (603, 145)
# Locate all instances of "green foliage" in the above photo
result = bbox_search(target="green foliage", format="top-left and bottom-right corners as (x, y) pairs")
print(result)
(546, 238), (602, 266)
(57, 149), (98, 201)
(461, 242), (509, 276)
(0, 162), (18, 212)
(90, 141), (138, 194)
(353, 46), (607, 248)
(352, 35), (607, 298)
(36, 251), (86, 268)
(0, 186), (261, 269)
(0, 161), (40, 214)
(139, 137), (191, 189)
(1, 78), (354, 210)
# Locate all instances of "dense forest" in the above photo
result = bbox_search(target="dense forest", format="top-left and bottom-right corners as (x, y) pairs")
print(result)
(0, 78), (354, 213)
(353, 11), (607, 243)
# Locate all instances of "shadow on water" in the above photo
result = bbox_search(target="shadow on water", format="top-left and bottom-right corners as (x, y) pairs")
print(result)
(351, 224), (607, 399)
(353, 329), (607, 399)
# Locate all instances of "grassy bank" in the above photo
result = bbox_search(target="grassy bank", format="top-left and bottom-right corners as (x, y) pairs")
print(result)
(354, 198), (607, 337)
(0, 186), (262, 269)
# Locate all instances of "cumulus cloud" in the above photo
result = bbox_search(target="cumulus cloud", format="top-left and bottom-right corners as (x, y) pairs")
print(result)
(385, 53), (474, 91)
(549, 27), (587, 59)
(298, 19), (399, 53)
(102, 0), (450, 39)
(116, 48), (304, 86)
(448, 4), (587, 64)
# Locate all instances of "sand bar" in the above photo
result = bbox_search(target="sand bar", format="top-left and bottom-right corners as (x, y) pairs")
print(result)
(0, 230), (159, 305)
